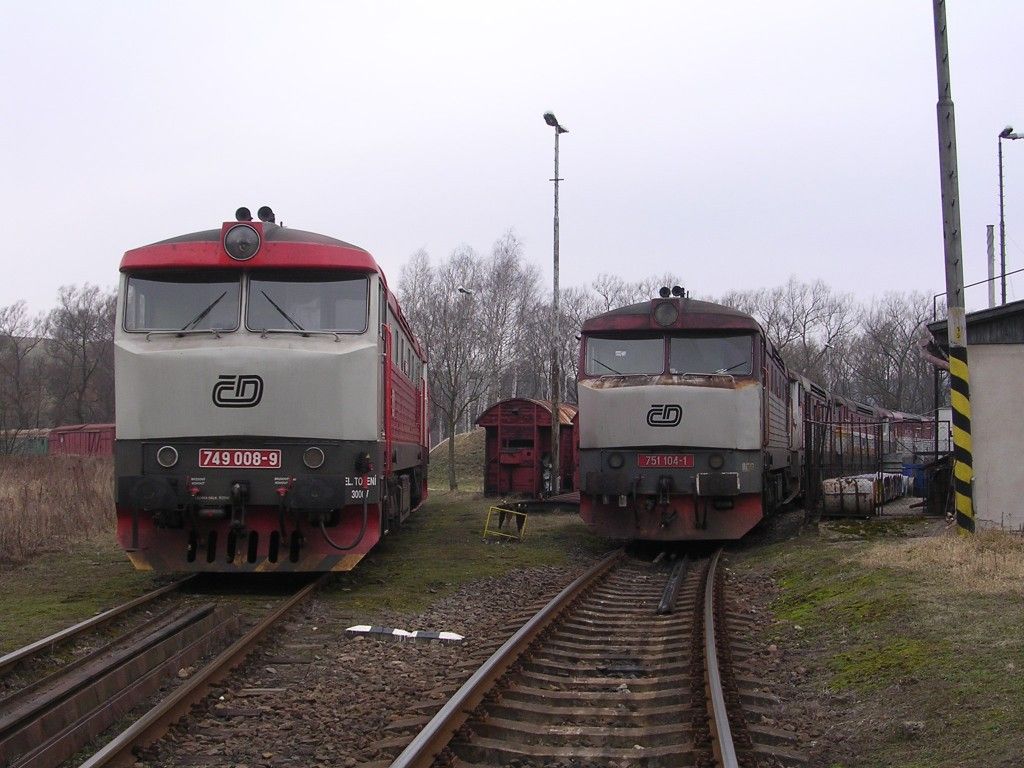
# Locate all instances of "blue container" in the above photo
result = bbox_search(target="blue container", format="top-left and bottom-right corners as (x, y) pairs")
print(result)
(902, 463), (927, 498)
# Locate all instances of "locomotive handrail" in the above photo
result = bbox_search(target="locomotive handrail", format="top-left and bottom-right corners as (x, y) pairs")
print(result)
(257, 328), (341, 341)
(145, 329), (222, 340)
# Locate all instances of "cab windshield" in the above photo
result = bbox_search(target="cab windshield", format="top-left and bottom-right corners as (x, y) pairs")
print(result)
(585, 335), (664, 375)
(246, 271), (368, 333)
(669, 334), (753, 375)
(124, 272), (240, 332)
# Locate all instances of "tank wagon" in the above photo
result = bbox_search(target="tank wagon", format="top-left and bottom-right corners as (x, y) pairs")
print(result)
(115, 207), (428, 572)
(577, 288), (921, 541)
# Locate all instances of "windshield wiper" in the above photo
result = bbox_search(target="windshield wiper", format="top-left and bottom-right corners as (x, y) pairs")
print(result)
(181, 291), (228, 331)
(260, 290), (305, 331)
(715, 361), (748, 374)
(593, 358), (623, 375)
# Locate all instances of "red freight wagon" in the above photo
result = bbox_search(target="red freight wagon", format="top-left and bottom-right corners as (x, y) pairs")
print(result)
(48, 424), (116, 457)
(477, 398), (577, 497)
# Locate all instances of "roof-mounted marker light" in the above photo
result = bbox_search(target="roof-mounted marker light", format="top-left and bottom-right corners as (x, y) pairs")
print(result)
(235, 207), (253, 222)
(257, 206), (276, 224)
(224, 224), (260, 260)
(659, 286), (671, 298)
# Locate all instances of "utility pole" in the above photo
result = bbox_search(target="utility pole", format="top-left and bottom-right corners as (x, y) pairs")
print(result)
(544, 111), (568, 495)
(932, 0), (974, 534)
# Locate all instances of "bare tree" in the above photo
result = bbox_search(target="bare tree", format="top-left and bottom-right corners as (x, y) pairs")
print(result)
(478, 231), (539, 405)
(0, 302), (48, 452)
(720, 276), (857, 390)
(399, 246), (492, 489)
(849, 291), (933, 413)
(46, 285), (116, 425)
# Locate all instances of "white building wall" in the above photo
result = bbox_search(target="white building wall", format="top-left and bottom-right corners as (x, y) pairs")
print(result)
(972, 345), (1024, 531)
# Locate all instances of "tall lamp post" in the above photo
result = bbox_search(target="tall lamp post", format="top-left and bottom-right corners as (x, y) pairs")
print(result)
(543, 111), (568, 495)
(999, 126), (1023, 304)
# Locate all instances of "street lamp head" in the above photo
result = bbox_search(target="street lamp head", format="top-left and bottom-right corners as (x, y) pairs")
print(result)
(457, 285), (473, 296)
(543, 111), (568, 133)
(1000, 125), (1015, 139)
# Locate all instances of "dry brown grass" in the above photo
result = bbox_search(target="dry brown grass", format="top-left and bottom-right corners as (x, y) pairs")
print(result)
(0, 456), (114, 564)
(855, 527), (1024, 595)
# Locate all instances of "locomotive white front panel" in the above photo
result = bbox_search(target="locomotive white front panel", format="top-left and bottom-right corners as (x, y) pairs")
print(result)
(578, 379), (762, 450)
(115, 335), (379, 441)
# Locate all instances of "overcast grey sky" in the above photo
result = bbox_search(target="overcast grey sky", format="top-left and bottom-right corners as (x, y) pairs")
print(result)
(3, 1), (1022, 313)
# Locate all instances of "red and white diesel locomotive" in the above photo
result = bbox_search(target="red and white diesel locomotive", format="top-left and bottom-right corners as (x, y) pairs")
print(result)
(115, 207), (428, 572)
(576, 288), (919, 541)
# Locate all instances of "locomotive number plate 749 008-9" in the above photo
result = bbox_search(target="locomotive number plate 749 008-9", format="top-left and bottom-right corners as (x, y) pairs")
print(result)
(637, 453), (694, 468)
(198, 449), (281, 468)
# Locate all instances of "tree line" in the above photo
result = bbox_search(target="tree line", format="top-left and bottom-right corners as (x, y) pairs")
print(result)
(0, 285), (115, 449)
(398, 233), (944, 487)
(0, 243), (942, 462)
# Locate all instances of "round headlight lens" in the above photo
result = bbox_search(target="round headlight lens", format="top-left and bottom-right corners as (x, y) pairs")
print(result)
(607, 452), (625, 469)
(303, 446), (325, 469)
(709, 453), (725, 469)
(224, 224), (260, 261)
(156, 445), (179, 468)
(653, 300), (679, 327)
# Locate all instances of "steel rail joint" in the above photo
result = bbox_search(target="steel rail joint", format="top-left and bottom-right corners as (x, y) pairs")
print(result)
(389, 549), (624, 768)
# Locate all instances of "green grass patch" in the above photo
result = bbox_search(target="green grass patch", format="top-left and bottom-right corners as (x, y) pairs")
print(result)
(323, 491), (607, 616)
(428, 429), (485, 491)
(828, 637), (934, 691)
(0, 531), (160, 653)
(821, 515), (929, 541)
(733, 529), (1024, 767)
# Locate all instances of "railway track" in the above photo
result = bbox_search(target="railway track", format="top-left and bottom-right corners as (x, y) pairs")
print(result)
(386, 548), (805, 768)
(0, 573), (328, 768)
(0, 577), (193, 680)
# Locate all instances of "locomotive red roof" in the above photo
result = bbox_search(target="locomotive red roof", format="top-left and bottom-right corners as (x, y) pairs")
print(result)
(119, 220), (426, 360)
(119, 222), (382, 274)
(581, 298), (762, 334)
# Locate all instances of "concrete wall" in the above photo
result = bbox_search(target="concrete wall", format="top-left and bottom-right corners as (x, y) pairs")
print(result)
(972, 345), (1024, 530)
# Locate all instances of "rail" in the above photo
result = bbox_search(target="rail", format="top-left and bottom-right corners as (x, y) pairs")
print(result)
(78, 571), (330, 768)
(0, 576), (193, 677)
(388, 549), (623, 768)
(704, 548), (738, 767)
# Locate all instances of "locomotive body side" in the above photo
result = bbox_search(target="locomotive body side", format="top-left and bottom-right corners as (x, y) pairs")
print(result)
(577, 297), (792, 540)
(114, 217), (427, 572)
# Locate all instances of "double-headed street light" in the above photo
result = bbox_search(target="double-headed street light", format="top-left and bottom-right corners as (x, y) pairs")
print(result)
(544, 111), (568, 495)
(999, 125), (1023, 304)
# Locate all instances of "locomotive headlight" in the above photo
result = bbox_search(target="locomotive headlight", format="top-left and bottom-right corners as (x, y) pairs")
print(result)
(708, 452), (725, 469)
(303, 446), (326, 469)
(224, 224), (260, 260)
(156, 445), (179, 468)
(607, 452), (625, 469)
(653, 300), (679, 327)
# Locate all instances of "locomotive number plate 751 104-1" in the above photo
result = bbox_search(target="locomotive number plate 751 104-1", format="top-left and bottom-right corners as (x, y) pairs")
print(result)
(198, 449), (282, 468)
(637, 453), (694, 468)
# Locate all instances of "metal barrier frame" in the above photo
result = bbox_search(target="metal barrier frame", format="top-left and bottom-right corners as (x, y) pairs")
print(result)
(483, 506), (528, 540)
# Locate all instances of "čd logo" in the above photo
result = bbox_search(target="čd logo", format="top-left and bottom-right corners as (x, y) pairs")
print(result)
(212, 374), (264, 408)
(647, 404), (682, 427)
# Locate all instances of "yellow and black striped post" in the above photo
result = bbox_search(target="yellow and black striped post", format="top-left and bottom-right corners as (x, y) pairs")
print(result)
(932, 0), (974, 534)
(947, 347), (974, 533)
